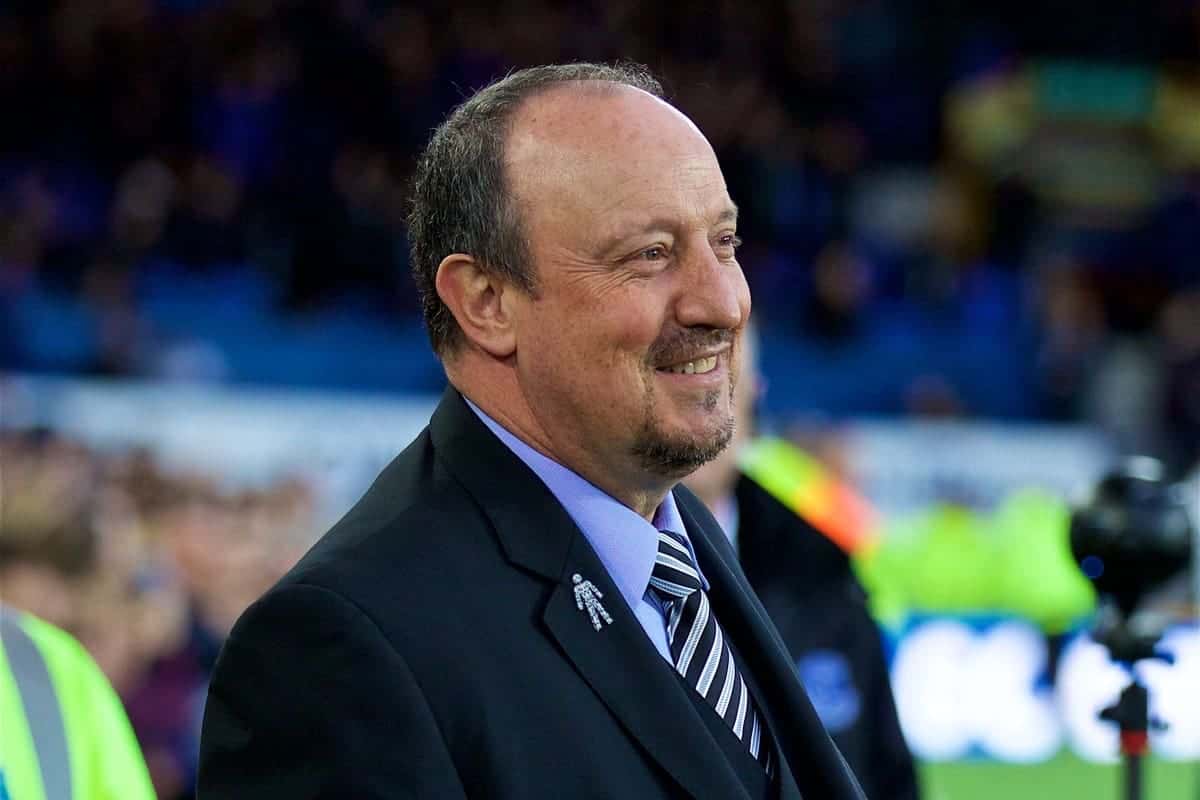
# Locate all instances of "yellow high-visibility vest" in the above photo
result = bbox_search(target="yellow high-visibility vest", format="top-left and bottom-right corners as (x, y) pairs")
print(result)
(0, 606), (156, 800)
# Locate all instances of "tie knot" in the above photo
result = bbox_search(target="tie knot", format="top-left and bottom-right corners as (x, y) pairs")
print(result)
(649, 530), (702, 600)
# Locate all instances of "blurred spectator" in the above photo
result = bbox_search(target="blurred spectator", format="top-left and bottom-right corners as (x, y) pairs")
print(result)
(1032, 261), (1108, 421)
(283, 142), (410, 312)
(1160, 289), (1200, 470)
(803, 239), (875, 343)
(0, 429), (313, 800)
(162, 156), (246, 269)
(0, 605), (157, 800)
(0, 432), (98, 629)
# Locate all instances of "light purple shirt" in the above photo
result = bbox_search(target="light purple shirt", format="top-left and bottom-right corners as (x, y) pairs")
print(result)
(466, 398), (708, 663)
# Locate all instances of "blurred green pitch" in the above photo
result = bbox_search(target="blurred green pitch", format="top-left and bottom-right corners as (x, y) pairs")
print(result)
(921, 754), (1198, 799)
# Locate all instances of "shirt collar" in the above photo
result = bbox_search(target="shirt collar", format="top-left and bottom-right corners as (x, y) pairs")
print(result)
(464, 398), (706, 608)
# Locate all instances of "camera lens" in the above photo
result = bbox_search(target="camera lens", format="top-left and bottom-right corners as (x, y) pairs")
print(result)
(1069, 459), (1194, 616)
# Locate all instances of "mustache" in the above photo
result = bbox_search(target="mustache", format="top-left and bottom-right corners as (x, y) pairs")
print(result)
(647, 327), (735, 366)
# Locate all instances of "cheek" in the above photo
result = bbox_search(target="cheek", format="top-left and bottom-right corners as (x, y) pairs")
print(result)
(528, 282), (665, 374)
(565, 308), (658, 363)
(605, 294), (665, 353)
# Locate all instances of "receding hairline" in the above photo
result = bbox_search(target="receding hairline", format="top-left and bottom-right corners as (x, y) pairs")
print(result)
(502, 80), (719, 223)
(506, 78), (683, 134)
(502, 79), (707, 188)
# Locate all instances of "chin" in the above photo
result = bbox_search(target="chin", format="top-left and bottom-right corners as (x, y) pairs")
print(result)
(632, 416), (734, 479)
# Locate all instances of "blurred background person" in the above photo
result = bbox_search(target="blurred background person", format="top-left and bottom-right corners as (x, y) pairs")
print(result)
(0, 604), (156, 800)
(0, 429), (312, 799)
(685, 324), (920, 800)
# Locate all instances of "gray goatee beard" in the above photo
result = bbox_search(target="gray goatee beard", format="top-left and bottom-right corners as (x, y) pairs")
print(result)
(631, 386), (735, 478)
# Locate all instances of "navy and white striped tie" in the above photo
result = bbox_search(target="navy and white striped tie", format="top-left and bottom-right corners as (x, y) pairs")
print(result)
(650, 530), (772, 774)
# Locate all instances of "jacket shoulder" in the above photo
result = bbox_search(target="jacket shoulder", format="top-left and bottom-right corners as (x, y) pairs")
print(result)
(269, 427), (502, 616)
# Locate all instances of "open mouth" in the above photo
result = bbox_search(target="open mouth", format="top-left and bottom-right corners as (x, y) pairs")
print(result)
(658, 355), (718, 375)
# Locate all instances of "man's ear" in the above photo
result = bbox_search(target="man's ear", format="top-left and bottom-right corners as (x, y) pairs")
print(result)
(435, 253), (518, 358)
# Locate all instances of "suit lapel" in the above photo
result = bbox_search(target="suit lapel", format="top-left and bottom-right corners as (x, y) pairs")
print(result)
(675, 488), (866, 800)
(430, 389), (750, 800)
(542, 536), (751, 800)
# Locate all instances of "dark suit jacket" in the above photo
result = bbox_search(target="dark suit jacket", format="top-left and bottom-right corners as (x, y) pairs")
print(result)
(197, 388), (866, 799)
(736, 476), (919, 800)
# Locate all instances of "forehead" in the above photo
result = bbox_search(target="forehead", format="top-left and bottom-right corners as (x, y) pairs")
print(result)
(506, 86), (732, 238)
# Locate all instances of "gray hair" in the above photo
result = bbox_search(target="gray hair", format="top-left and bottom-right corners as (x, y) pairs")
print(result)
(408, 62), (665, 357)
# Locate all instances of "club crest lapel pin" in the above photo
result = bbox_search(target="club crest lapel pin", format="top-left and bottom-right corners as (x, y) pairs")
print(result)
(572, 573), (613, 631)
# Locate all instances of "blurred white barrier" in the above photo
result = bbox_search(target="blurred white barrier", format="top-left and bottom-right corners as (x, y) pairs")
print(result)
(893, 618), (1200, 763)
(1, 373), (439, 528)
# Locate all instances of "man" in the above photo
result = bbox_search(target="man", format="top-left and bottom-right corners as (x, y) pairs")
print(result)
(0, 605), (157, 800)
(198, 63), (864, 799)
(684, 328), (920, 800)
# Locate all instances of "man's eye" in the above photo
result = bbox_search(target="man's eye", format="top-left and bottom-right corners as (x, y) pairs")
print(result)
(639, 246), (668, 261)
(719, 234), (743, 250)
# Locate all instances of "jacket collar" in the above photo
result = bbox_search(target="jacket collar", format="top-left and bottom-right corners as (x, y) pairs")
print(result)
(429, 386), (574, 581)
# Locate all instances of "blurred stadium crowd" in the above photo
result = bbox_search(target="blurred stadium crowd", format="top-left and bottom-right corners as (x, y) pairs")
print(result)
(2, 2), (1200, 798)
(2, 0), (1199, 464)
(0, 427), (315, 797)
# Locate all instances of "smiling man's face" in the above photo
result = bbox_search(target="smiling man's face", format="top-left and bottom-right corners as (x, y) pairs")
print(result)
(505, 84), (751, 492)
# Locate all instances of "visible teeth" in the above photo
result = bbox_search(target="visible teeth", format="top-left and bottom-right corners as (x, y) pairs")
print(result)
(664, 356), (717, 375)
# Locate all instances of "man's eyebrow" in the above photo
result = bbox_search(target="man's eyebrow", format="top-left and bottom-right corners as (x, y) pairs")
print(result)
(715, 204), (739, 225)
(597, 204), (741, 253)
(593, 217), (676, 255)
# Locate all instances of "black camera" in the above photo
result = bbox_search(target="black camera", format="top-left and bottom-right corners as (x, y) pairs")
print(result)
(1069, 457), (1194, 620)
(1067, 457), (1196, 800)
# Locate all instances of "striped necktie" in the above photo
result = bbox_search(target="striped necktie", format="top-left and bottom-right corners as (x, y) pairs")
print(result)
(649, 530), (772, 774)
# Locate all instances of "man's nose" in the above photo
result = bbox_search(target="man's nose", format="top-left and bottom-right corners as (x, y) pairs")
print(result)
(674, 244), (750, 331)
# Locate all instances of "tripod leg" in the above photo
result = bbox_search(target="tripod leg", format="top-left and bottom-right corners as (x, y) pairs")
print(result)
(1123, 751), (1142, 800)
(1107, 682), (1149, 800)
